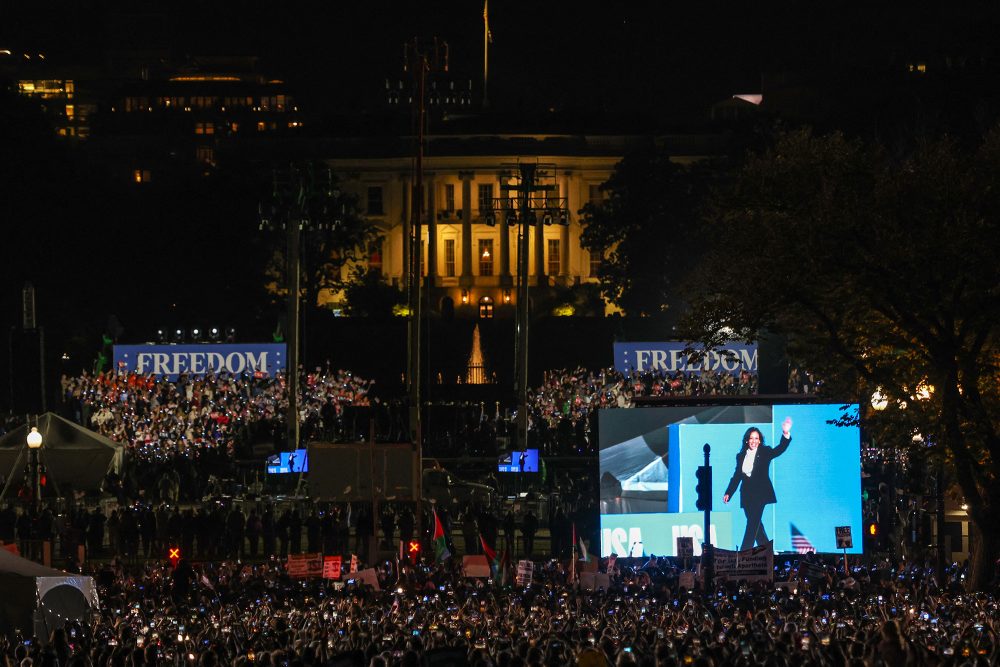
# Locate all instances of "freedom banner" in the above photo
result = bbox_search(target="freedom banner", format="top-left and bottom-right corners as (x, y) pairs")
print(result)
(113, 343), (286, 381)
(613, 341), (757, 375)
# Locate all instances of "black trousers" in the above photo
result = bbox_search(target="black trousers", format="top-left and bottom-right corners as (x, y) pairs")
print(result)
(740, 503), (769, 550)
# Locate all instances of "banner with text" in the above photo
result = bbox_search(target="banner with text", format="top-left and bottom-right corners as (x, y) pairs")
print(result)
(714, 542), (774, 582)
(613, 341), (757, 375)
(322, 556), (342, 580)
(287, 553), (323, 578)
(114, 344), (286, 381)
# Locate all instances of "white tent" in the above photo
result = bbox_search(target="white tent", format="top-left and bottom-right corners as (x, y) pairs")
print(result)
(0, 546), (98, 641)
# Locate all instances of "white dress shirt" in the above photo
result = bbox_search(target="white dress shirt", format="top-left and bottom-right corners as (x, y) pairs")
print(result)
(742, 446), (758, 477)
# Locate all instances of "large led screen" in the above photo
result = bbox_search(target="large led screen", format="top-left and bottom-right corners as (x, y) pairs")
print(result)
(599, 403), (862, 557)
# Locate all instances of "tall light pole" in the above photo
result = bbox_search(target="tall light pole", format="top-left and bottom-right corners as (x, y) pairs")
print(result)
(496, 163), (568, 450)
(403, 38), (448, 543)
(27, 426), (42, 518)
(259, 165), (342, 455)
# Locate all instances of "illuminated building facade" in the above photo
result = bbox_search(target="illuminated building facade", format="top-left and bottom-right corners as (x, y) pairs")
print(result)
(1, 50), (98, 139)
(323, 133), (712, 317)
(106, 56), (302, 181)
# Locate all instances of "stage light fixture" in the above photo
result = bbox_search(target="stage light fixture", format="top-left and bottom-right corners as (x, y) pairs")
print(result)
(209, 327), (221, 341)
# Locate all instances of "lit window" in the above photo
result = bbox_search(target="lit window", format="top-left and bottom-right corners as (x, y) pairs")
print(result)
(65, 104), (74, 119)
(547, 238), (561, 275)
(257, 121), (266, 131)
(194, 122), (214, 135)
(478, 239), (493, 276)
(132, 169), (152, 184)
(444, 239), (456, 277)
(196, 146), (215, 165)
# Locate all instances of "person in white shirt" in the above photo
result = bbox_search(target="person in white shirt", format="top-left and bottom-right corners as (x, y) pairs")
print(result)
(723, 417), (793, 549)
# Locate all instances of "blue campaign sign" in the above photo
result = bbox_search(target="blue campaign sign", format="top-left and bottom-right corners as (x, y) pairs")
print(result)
(113, 344), (286, 381)
(613, 341), (757, 374)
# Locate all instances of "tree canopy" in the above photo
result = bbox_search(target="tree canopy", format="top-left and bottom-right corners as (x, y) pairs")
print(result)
(579, 150), (726, 316)
(259, 163), (380, 313)
(682, 128), (1000, 587)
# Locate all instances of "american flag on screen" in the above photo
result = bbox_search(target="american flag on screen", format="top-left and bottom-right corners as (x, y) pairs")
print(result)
(790, 524), (816, 554)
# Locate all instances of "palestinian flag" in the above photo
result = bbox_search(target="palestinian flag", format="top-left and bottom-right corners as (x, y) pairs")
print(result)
(433, 509), (451, 562)
(480, 535), (499, 570)
(498, 543), (512, 586)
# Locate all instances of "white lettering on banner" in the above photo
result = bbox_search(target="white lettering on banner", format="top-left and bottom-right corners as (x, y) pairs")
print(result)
(245, 351), (267, 371)
(173, 353), (188, 374)
(634, 350), (649, 371)
(226, 352), (246, 374)
(153, 353), (170, 375)
(719, 352), (740, 372)
(632, 347), (756, 373)
(190, 353), (205, 374)
(124, 352), (274, 376)
(601, 527), (644, 557)
(714, 543), (774, 582)
(207, 353), (225, 373)
(670, 350), (686, 372)
(671, 524), (720, 556)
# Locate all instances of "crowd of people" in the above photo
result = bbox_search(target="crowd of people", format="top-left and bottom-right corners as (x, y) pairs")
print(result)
(59, 368), (376, 462)
(517, 367), (758, 454)
(46, 365), (763, 464)
(3, 544), (997, 667)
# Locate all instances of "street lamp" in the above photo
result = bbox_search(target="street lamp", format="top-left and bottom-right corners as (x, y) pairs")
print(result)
(26, 426), (42, 516)
(496, 163), (569, 450)
(871, 388), (888, 411)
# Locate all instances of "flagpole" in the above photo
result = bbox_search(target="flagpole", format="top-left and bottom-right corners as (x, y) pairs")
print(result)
(570, 523), (577, 583)
(482, 0), (489, 107)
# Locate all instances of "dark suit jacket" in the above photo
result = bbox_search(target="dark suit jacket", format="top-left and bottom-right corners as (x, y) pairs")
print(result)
(724, 435), (791, 509)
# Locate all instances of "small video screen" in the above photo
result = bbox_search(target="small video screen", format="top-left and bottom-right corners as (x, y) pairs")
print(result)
(498, 449), (539, 473)
(266, 448), (309, 474)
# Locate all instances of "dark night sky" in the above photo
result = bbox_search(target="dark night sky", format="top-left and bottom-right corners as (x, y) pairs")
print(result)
(2, 1), (1000, 382)
(6, 1), (996, 116)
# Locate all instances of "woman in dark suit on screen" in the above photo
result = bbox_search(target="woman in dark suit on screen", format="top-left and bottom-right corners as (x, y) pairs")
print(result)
(723, 417), (792, 550)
